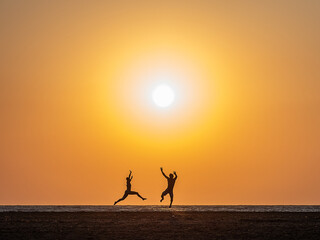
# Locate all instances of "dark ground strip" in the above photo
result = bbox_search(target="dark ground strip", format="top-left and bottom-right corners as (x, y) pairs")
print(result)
(1, 212), (320, 239)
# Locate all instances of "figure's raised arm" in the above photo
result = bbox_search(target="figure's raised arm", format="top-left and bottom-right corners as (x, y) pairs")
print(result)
(173, 171), (178, 180)
(128, 170), (132, 178)
(160, 167), (168, 179)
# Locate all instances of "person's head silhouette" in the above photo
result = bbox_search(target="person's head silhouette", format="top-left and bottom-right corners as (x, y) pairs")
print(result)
(169, 173), (174, 179)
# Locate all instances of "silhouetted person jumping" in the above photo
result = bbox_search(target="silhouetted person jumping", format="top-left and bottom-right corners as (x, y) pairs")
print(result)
(160, 167), (177, 208)
(114, 170), (147, 205)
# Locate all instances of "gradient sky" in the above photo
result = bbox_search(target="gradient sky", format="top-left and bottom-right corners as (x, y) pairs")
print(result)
(1, 1), (320, 205)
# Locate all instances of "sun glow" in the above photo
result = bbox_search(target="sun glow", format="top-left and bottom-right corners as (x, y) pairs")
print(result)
(102, 49), (213, 147)
(152, 84), (175, 108)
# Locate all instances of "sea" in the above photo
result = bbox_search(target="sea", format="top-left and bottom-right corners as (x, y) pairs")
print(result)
(1, 205), (320, 212)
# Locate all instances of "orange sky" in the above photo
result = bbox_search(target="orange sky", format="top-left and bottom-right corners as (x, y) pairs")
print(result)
(1, 1), (320, 205)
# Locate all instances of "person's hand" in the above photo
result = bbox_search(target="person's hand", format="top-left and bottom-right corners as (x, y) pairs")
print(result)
(130, 170), (132, 173)
(173, 171), (176, 174)
(160, 167), (163, 170)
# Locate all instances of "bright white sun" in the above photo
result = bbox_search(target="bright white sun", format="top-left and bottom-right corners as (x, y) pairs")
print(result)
(152, 84), (175, 108)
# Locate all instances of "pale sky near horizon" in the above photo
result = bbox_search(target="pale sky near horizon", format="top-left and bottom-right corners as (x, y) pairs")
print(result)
(1, 0), (320, 205)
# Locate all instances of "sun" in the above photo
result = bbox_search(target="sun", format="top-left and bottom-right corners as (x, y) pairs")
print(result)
(152, 84), (175, 108)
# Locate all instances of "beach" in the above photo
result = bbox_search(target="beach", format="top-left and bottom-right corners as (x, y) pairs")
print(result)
(1, 211), (320, 239)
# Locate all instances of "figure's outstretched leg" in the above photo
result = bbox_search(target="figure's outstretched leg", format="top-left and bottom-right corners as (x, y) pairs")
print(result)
(130, 191), (147, 200)
(114, 192), (128, 205)
(169, 192), (174, 208)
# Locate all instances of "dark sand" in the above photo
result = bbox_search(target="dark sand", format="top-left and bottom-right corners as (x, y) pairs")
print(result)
(1, 212), (320, 239)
